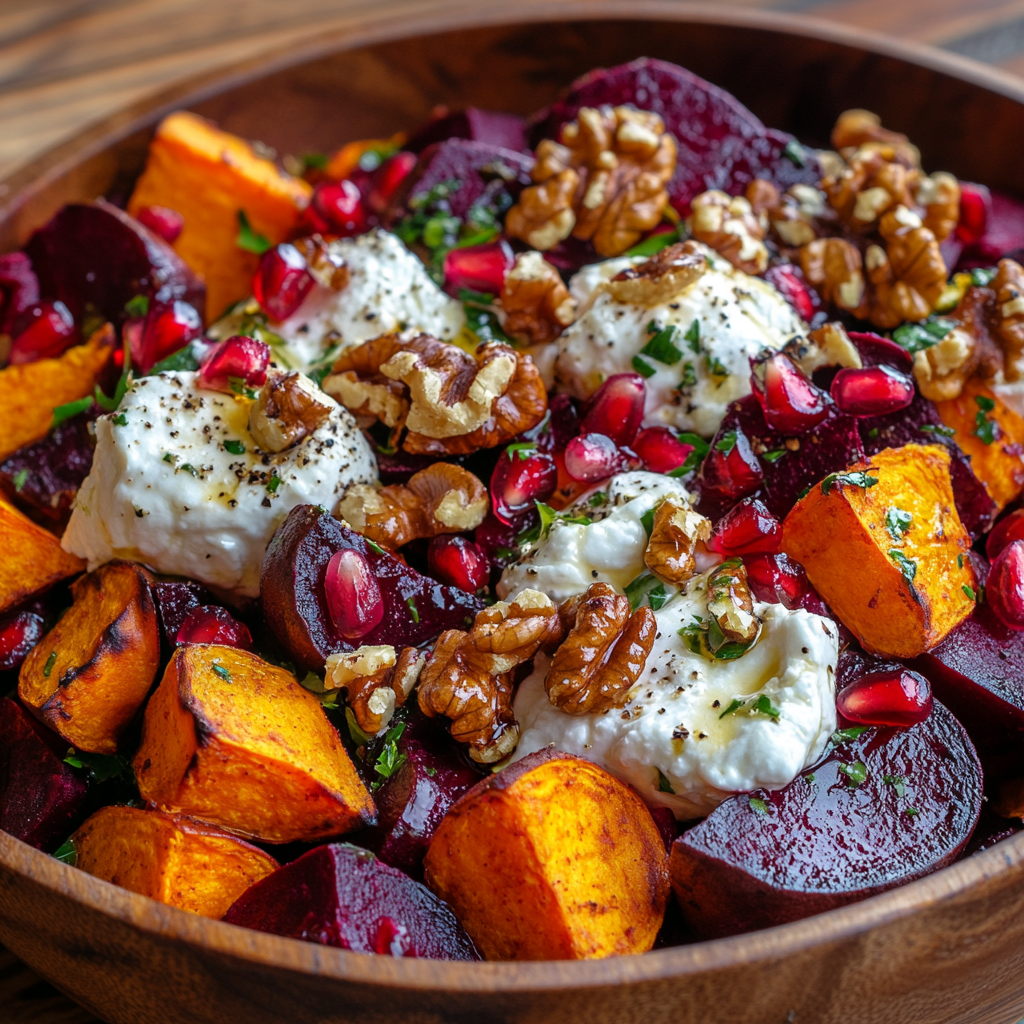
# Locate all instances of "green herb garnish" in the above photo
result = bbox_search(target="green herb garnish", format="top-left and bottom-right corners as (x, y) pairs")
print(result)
(715, 431), (737, 455)
(12, 468), (28, 492)
(889, 549), (918, 586)
(53, 840), (77, 866)
(821, 471), (879, 496)
(657, 768), (676, 794)
(266, 474), (282, 494)
(624, 229), (681, 257)
(839, 760), (868, 786)
(506, 442), (536, 460)
(212, 663), (232, 681)
(763, 449), (787, 463)
(975, 394), (999, 445)
(919, 423), (955, 438)
(236, 210), (271, 255)
(631, 354), (657, 378)
(43, 651), (57, 677)
(885, 507), (913, 541)
(892, 316), (958, 354)
(52, 397), (94, 428)
(883, 774), (907, 798)
(749, 796), (769, 815)
(782, 140), (807, 167)
(124, 294), (150, 318)
(623, 573), (668, 611)
(373, 722), (407, 788)
(963, 584), (977, 601)
(831, 726), (868, 745)
(223, 439), (245, 455)
(641, 323), (684, 365)
(406, 597), (420, 624)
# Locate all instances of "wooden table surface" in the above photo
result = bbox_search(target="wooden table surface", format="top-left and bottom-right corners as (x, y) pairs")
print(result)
(2, 0), (1024, 1020)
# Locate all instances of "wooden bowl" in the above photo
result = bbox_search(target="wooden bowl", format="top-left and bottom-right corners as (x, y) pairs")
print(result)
(2, 4), (1024, 1022)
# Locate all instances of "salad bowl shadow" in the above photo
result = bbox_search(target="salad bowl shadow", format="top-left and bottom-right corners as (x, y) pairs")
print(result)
(2, 3), (1024, 1022)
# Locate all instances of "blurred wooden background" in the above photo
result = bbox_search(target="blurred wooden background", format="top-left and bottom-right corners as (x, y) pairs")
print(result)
(2, 0), (1024, 1020)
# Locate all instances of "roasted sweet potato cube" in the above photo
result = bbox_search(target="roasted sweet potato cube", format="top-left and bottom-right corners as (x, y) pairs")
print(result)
(127, 111), (312, 320)
(133, 644), (375, 843)
(0, 324), (115, 461)
(782, 444), (976, 658)
(72, 805), (278, 918)
(423, 750), (670, 961)
(934, 379), (1024, 509)
(0, 499), (84, 614)
(18, 561), (160, 753)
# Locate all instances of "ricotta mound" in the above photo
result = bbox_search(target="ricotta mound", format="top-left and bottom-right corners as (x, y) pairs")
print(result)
(62, 371), (376, 599)
(555, 244), (805, 437)
(514, 588), (838, 820)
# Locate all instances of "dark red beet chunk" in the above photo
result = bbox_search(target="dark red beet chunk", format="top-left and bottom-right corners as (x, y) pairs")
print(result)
(0, 410), (96, 530)
(958, 190), (1024, 267)
(527, 58), (819, 211)
(964, 806), (1021, 857)
(176, 606), (252, 649)
(24, 201), (205, 328)
(0, 601), (48, 673)
(915, 604), (1024, 778)
(847, 331), (914, 374)
(8, 300), (77, 364)
(0, 697), (89, 852)
(153, 580), (216, 649)
(0, 252), (40, 336)
(406, 107), (527, 155)
(223, 842), (479, 959)
(670, 698), (983, 938)
(261, 505), (482, 672)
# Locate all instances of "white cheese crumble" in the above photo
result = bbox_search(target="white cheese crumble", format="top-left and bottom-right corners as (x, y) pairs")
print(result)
(554, 245), (805, 437)
(497, 471), (695, 605)
(62, 371), (377, 599)
(514, 587), (838, 820)
(266, 229), (464, 369)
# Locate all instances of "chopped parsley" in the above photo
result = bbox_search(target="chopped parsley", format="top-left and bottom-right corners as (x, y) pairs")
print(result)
(971, 267), (997, 286)
(344, 706), (374, 747)
(300, 151), (330, 172)
(715, 431), (737, 455)
(963, 583), (977, 601)
(888, 549), (918, 587)
(124, 294), (150, 318)
(112, 413), (128, 426)
(229, 377), (260, 400)
(518, 502), (591, 546)
(839, 760), (868, 786)
(749, 796), (769, 815)
(821, 471), (879, 496)
(624, 228), (681, 258)
(52, 397), (94, 428)
(957, 554), (964, 569)
(684, 319), (701, 353)
(179, 463), (198, 477)
(365, 539), (386, 555)
(12, 468), (28, 492)
(719, 698), (745, 719)
(975, 394), (999, 445)
(919, 423), (955, 438)
(212, 663), (232, 681)
(63, 749), (133, 784)
(906, 807), (920, 817)
(718, 695), (779, 722)
(236, 209), (271, 255)
(372, 722), (407, 789)
(640, 323), (684, 365)
(883, 774), (907, 798)
(624, 572), (668, 612)
(223, 439), (245, 455)
(678, 362), (697, 388)
(43, 651), (57, 677)
(782, 139), (807, 167)
(831, 726), (868, 746)
(460, 288), (512, 345)
(763, 449), (787, 463)
(631, 354), (657, 378)
(266, 473), (282, 494)
(406, 597), (420, 624)
(705, 354), (729, 377)
(885, 507), (913, 541)
(505, 441), (536, 460)
(639, 507), (656, 537)
(53, 840), (77, 866)
(892, 316), (958, 354)
(668, 433), (709, 477)
(656, 768), (676, 794)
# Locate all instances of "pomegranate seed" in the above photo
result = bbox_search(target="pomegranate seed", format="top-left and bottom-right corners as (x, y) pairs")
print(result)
(830, 365), (915, 417)
(9, 301), (76, 364)
(0, 606), (46, 672)
(252, 243), (315, 322)
(744, 552), (824, 613)
(427, 535), (490, 592)
(0, 252), (40, 334)
(707, 498), (781, 555)
(837, 670), (933, 728)
(309, 180), (370, 237)
(581, 373), (646, 446)
(176, 605), (252, 649)
(632, 426), (693, 474)
(198, 335), (270, 392)
(564, 433), (629, 483)
(699, 427), (763, 502)
(490, 445), (558, 524)
(443, 239), (514, 296)
(475, 511), (530, 569)
(129, 300), (203, 373)
(751, 352), (829, 435)
(366, 151), (418, 215)
(325, 549), (384, 641)
(764, 264), (818, 322)
(987, 539), (1024, 630)
(135, 205), (185, 244)
(956, 183), (991, 245)
(987, 509), (1024, 561)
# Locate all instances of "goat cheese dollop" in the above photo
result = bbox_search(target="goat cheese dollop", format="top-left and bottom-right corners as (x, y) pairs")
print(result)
(555, 245), (805, 437)
(62, 371), (376, 599)
(263, 229), (464, 369)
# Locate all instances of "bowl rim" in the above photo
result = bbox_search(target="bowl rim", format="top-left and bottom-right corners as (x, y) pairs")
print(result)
(2, 0), (1024, 991)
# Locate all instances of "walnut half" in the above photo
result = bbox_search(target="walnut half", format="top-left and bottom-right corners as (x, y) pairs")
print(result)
(688, 190), (769, 275)
(324, 644), (425, 735)
(248, 370), (335, 453)
(604, 240), (707, 306)
(644, 498), (711, 585)
(500, 251), (577, 345)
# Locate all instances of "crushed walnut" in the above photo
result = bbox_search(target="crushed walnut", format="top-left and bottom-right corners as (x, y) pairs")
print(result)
(799, 237), (869, 317)
(783, 322), (862, 377)
(703, 559), (761, 656)
(687, 190), (769, 275)
(248, 370), (335, 453)
(644, 498), (711, 585)
(831, 109), (921, 169)
(292, 234), (351, 290)
(993, 258), (1024, 379)
(338, 463), (488, 550)
(324, 644), (425, 735)
(418, 590), (564, 762)
(500, 251), (577, 345)
(604, 240), (708, 306)
(506, 105), (677, 257)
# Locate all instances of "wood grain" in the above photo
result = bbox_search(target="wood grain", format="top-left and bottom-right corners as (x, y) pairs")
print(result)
(4, 3), (1024, 1023)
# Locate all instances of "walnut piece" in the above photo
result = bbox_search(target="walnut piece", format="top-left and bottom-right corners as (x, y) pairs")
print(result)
(799, 237), (869, 317)
(706, 558), (760, 653)
(768, 184), (828, 248)
(500, 251), (577, 345)
(292, 234), (351, 290)
(323, 333), (547, 455)
(418, 590), (564, 762)
(784, 322), (862, 377)
(506, 105), (677, 258)
(993, 259), (1024, 379)
(831, 109), (920, 169)
(338, 463), (488, 550)
(324, 644), (425, 735)
(544, 582), (656, 715)
(822, 144), (918, 235)
(688, 190), (769, 275)
(604, 240), (708, 306)
(248, 370), (335, 453)
(644, 499), (711, 585)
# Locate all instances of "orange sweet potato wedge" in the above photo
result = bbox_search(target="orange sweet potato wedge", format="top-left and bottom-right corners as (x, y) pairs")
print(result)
(423, 749), (670, 961)
(0, 499), (84, 614)
(72, 805), (278, 919)
(133, 644), (375, 843)
(127, 111), (312, 320)
(0, 324), (115, 461)
(934, 378), (1024, 510)
(19, 560), (160, 753)
(782, 444), (976, 658)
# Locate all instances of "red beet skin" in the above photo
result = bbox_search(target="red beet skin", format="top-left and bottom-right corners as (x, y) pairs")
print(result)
(0, 697), (89, 852)
(405, 107), (527, 154)
(670, 699), (982, 938)
(223, 843), (479, 960)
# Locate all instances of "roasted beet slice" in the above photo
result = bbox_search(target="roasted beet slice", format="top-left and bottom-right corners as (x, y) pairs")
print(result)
(857, 390), (995, 539)
(527, 57), (819, 211)
(261, 505), (482, 672)
(847, 331), (914, 374)
(697, 395), (864, 522)
(385, 139), (533, 225)
(669, 698), (983, 937)
(152, 580), (216, 650)
(0, 600), (48, 674)
(223, 842), (479, 959)
(958, 190), (1024, 268)
(964, 805), (1021, 857)
(24, 200), (205, 328)
(0, 411), (96, 530)
(0, 252), (40, 336)
(362, 712), (481, 879)
(915, 605), (1024, 778)
(0, 697), (89, 852)
(406, 107), (527, 154)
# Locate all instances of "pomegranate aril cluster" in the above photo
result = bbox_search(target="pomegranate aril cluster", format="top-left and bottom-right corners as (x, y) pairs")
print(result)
(198, 336), (270, 393)
(252, 243), (315, 322)
(9, 301), (76, 365)
(443, 240), (514, 296)
(581, 373), (645, 446)
(125, 299), (203, 373)
(707, 498), (781, 556)
(632, 427), (694, 475)
(699, 427), (763, 503)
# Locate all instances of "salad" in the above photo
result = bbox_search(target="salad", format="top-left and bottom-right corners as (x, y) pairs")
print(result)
(0, 55), (1022, 962)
